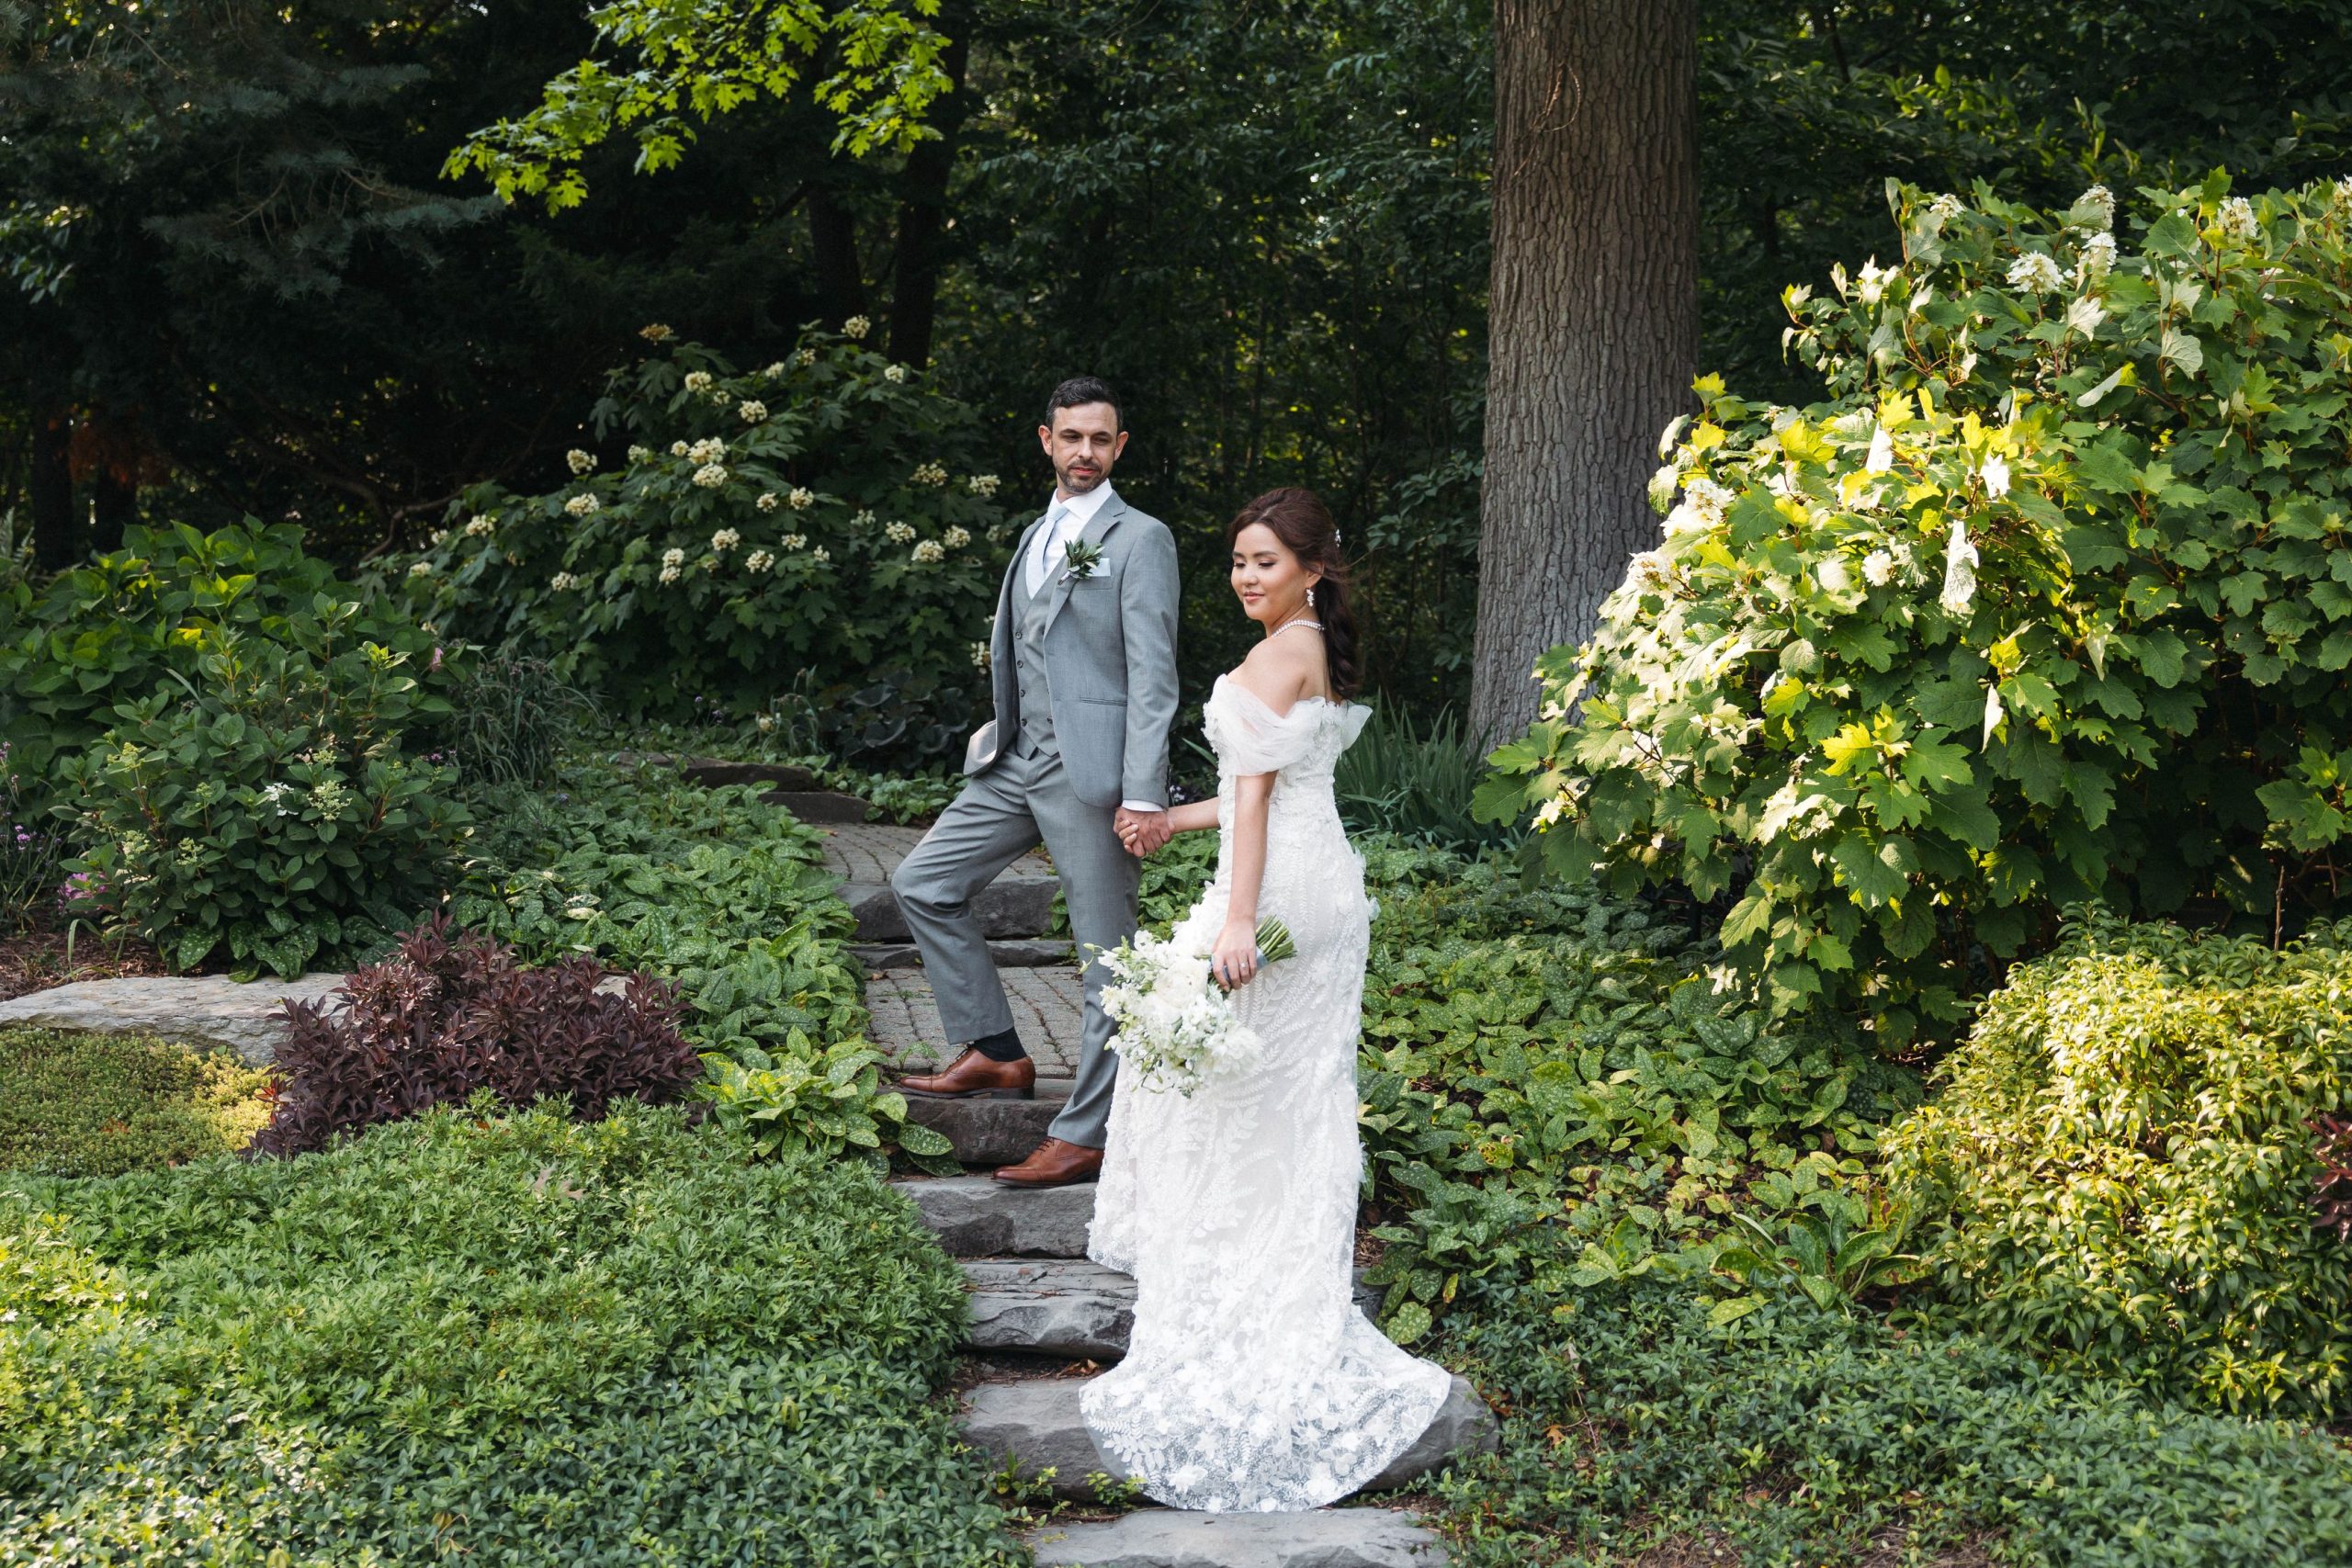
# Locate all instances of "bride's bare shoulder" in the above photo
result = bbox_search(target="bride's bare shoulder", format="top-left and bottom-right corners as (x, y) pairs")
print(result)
(1227, 635), (1322, 716)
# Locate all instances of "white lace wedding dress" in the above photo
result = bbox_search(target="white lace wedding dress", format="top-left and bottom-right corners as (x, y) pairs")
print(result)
(1084, 673), (1452, 1513)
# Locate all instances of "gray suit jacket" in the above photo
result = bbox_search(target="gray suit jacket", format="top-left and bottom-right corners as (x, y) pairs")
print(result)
(966, 491), (1181, 809)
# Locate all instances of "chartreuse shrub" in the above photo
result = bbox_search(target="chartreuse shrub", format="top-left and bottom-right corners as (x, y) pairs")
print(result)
(0, 1028), (272, 1178)
(59, 622), (469, 976)
(0, 1101), (1019, 1567)
(1481, 174), (2352, 1040)
(1883, 918), (2352, 1418)
(1351, 853), (1923, 1342)
(1431, 1280), (2352, 1568)
(0, 520), (446, 788)
(454, 759), (957, 1168)
(400, 327), (1014, 764)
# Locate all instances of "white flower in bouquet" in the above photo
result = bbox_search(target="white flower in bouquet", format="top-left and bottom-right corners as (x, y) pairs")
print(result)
(911, 539), (945, 564)
(566, 448), (595, 475)
(693, 463), (729, 489)
(565, 493), (601, 518)
(1097, 918), (1298, 1097)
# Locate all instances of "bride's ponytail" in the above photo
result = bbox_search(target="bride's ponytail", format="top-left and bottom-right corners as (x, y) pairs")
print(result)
(1226, 488), (1363, 700)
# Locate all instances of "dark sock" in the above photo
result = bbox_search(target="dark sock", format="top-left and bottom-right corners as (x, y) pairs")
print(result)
(967, 1027), (1027, 1063)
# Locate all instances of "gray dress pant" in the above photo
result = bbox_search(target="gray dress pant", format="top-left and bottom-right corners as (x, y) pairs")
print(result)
(888, 742), (1139, 1148)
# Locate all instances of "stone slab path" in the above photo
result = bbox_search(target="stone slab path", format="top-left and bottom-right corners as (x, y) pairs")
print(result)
(0, 973), (346, 1065)
(866, 966), (1086, 1076)
(1026, 1509), (1447, 1567)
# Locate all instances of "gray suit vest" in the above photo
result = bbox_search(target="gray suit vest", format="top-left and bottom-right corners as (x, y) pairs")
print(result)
(1012, 556), (1059, 756)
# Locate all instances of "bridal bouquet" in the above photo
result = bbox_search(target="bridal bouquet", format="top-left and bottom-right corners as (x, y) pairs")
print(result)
(1097, 917), (1296, 1096)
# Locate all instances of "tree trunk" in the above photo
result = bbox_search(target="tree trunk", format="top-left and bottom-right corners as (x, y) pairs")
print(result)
(808, 185), (867, 329)
(28, 400), (78, 572)
(1468, 0), (1699, 744)
(888, 17), (971, 368)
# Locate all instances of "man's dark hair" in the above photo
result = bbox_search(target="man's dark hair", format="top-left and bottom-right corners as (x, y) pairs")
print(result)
(1045, 376), (1123, 430)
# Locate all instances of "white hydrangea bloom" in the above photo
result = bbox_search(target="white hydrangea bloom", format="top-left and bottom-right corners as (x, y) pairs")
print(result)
(743, 549), (774, 573)
(1861, 549), (1895, 587)
(788, 488), (815, 511)
(2219, 196), (2260, 243)
(1856, 258), (1894, 306)
(782, 534), (807, 550)
(967, 473), (1001, 497)
(842, 315), (871, 339)
(757, 491), (781, 513)
(944, 525), (971, 548)
(661, 547), (686, 570)
(1685, 477), (1735, 527)
(670, 440), (690, 457)
(885, 520), (918, 544)
(688, 437), (727, 464)
(549, 571), (579, 591)
(1627, 551), (1670, 591)
(709, 389), (733, 408)
(2073, 231), (2119, 286)
(1939, 518), (1980, 615)
(429, 529), (449, 547)
(464, 515), (494, 537)
(911, 539), (946, 564)
(564, 493), (601, 518)
(692, 463), (729, 489)
(810, 546), (831, 563)
(408, 560), (433, 578)
(762, 361), (786, 378)
(2006, 251), (2064, 294)
(658, 564), (681, 584)
(884, 365), (908, 384)
(1928, 192), (1965, 220)
(684, 370), (714, 393)
(566, 448), (594, 475)
(2074, 184), (2116, 231)
(796, 347), (818, 367)
(738, 400), (768, 423)
(911, 461), (947, 487)
(851, 509), (876, 528)
(640, 323), (673, 343)
(710, 528), (741, 552)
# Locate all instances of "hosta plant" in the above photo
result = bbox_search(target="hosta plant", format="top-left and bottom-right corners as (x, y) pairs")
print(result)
(60, 620), (468, 976)
(699, 1031), (959, 1172)
(1480, 174), (2352, 1040)
(396, 326), (1013, 761)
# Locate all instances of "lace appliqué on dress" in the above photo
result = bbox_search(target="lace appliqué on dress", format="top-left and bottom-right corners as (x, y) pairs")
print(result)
(1084, 675), (1451, 1513)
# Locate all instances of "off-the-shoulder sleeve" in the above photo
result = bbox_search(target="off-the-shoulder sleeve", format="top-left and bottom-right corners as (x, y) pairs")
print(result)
(1204, 679), (1331, 774)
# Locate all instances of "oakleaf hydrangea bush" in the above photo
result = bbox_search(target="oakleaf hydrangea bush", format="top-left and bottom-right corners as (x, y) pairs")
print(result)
(1882, 917), (2352, 1418)
(399, 326), (1013, 745)
(1481, 174), (2352, 1039)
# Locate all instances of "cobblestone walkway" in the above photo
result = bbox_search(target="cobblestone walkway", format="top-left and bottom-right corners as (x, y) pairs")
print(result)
(817, 822), (1055, 887)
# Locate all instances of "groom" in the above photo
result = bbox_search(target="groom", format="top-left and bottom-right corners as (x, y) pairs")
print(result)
(891, 377), (1181, 1188)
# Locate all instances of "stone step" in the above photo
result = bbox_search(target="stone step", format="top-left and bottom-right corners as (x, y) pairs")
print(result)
(1027, 1509), (1449, 1568)
(957, 1256), (1388, 1359)
(673, 759), (821, 792)
(899, 1079), (1071, 1168)
(841, 877), (1059, 942)
(853, 938), (1075, 970)
(762, 788), (872, 823)
(961, 1375), (1497, 1503)
(895, 1172), (1095, 1257)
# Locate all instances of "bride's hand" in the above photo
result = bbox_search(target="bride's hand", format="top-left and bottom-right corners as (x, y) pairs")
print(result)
(1210, 919), (1261, 989)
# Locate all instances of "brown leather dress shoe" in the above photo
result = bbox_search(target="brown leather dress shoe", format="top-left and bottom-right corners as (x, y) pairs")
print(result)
(992, 1137), (1103, 1188)
(898, 1046), (1036, 1100)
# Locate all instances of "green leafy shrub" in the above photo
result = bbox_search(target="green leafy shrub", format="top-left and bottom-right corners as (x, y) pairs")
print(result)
(1335, 702), (1515, 852)
(0, 521), (445, 788)
(0, 1101), (1017, 1566)
(399, 330), (1014, 763)
(1433, 1281), (2352, 1568)
(1882, 917), (2352, 1417)
(0, 742), (65, 930)
(435, 650), (598, 788)
(60, 626), (469, 976)
(1481, 174), (2352, 1039)
(0, 1028), (272, 1177)
(253, 917), (700, 1158)
(701, 1030), (957, 1171)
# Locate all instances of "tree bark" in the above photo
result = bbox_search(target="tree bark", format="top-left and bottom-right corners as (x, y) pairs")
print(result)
(888, 17), (971, 368)
(1468, 0), (1699, 743)
(28, 400), (78, 572)
(808, 185), (867, 329)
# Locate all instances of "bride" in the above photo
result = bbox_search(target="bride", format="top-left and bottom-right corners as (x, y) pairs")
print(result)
(1084, 486), (1452, 1513)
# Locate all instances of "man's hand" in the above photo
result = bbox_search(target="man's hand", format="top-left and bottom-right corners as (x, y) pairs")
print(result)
(1114, 806), (1173, 858)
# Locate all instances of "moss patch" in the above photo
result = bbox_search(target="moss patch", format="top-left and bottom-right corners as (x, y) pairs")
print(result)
(0, 1027), (274, 1177)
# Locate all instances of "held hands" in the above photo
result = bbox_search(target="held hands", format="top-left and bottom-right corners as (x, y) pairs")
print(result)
(1115, 806), (1173, 858)
(1210, 919), (1261, 989)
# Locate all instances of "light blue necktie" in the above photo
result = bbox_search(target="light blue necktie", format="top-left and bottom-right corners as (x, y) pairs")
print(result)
(1031, 501), (1072, 593)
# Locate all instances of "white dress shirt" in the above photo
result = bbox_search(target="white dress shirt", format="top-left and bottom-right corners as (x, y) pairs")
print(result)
(1023, 482), (1160, 816)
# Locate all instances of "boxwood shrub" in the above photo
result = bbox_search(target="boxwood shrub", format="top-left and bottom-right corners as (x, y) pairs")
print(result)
(0, 1101), (1017, 1567)
(1883, 917), (2352, 1418)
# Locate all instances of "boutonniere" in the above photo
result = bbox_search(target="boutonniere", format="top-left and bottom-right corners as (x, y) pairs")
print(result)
(1059, 537), (1104, 583)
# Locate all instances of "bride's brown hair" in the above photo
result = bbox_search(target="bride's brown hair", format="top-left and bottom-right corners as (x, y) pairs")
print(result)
(1226, 487), (1362, 700)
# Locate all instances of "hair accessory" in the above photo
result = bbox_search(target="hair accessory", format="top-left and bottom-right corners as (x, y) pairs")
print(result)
(1332, 527), (1343, 545)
